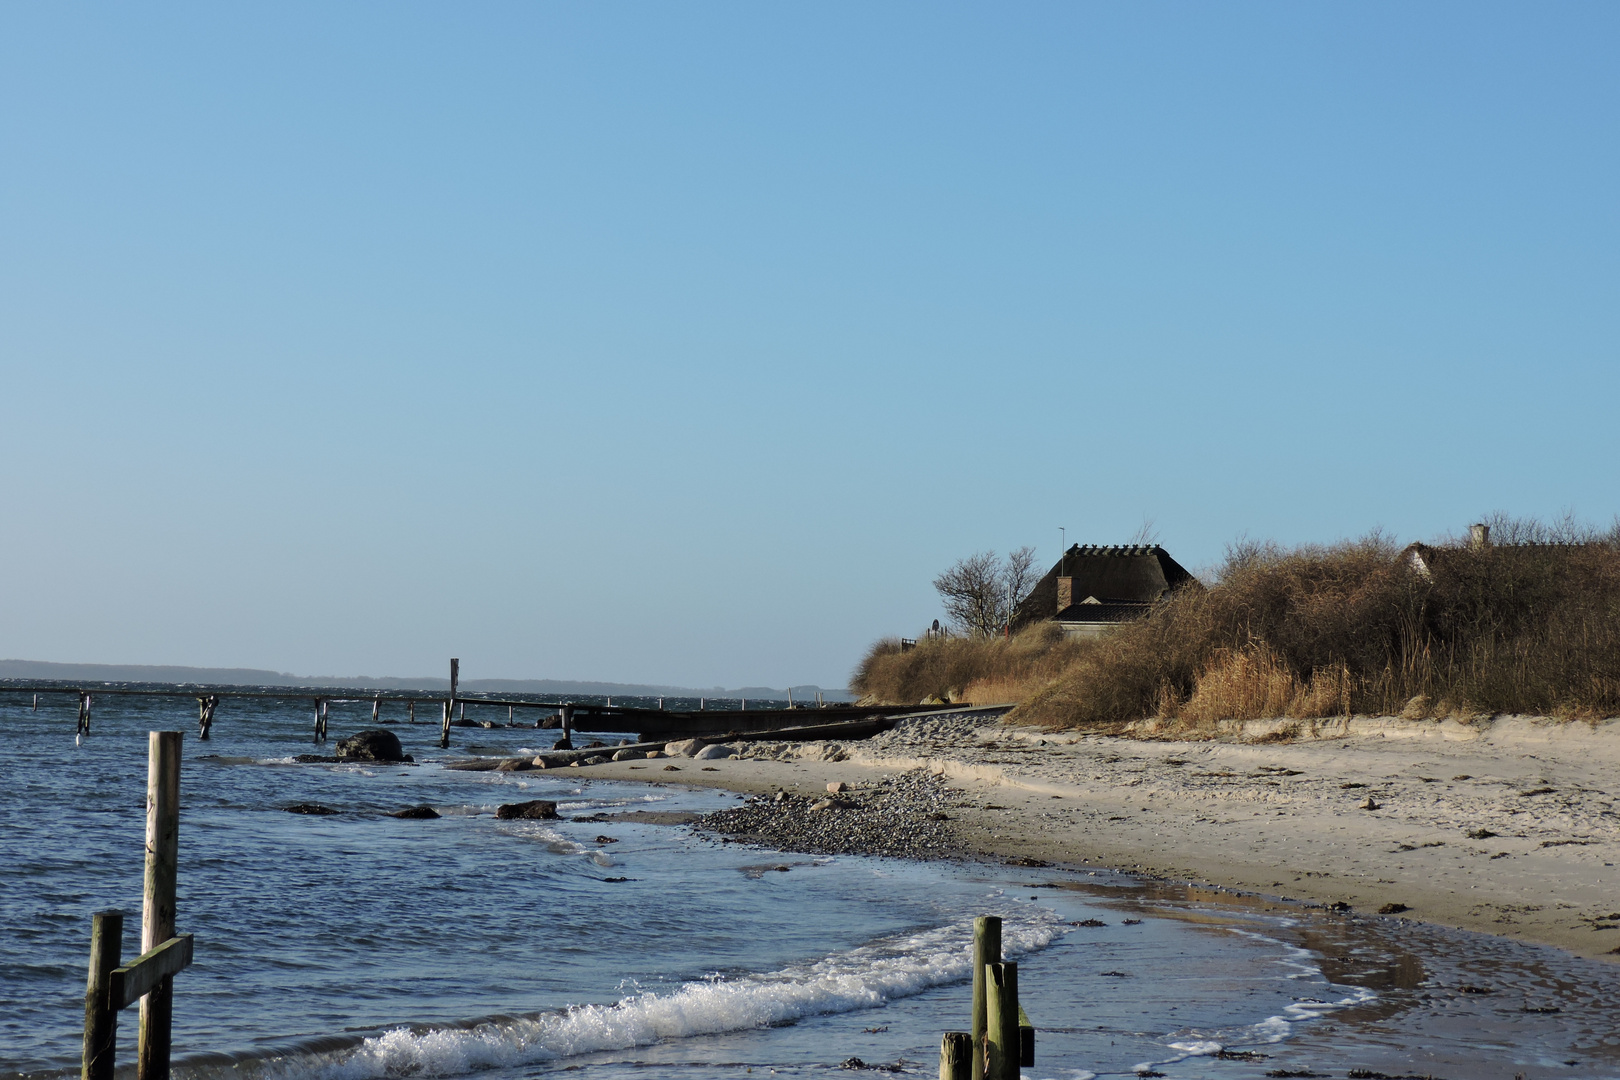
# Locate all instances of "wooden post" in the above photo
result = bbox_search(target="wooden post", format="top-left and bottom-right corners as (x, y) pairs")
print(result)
(372, 697), (380, 723)
(138, 732), (182, 1080)
(408, 699), (415, 723)
(559, 704), (574, 748)
(939, 1032), (973, 1080)
(971, 916), (1001, 1080)
(442, 658), (458, 748)
(82, 910), (123, 1080)
(508, 705), (513, 725)
(196, 696), (217, 740)
(984, 961), (1018, 1080)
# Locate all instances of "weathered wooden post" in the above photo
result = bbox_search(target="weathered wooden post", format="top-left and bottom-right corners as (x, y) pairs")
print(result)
(372, 697), (381, 723)
(196, 696), (218, 740)
(408, 699), (415, 723)
(441, 658), (459, 749)
(557, 704), (575, 749)
(984, 961), (1018, 1080)
(82, 910), (123, 1080)
(81, 733), (195, 1080)
(939, 1031), (973, 1080)
(78, 691), (92, 736)
(971, 916), (1001, 1080)
(139, 731), (182, 1080)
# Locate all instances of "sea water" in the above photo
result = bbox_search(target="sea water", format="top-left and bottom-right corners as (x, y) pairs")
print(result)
(3, 693), (1618, 1080)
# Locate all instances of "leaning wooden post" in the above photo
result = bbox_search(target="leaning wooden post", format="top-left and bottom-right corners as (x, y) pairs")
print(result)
(372, 696), (380, 723)
(984, 961), (1018, 1080)
(939, 1032), (973, 1080)
(138, 732), (182, 1080)
(82, 910), (123, 1080)
(441, 658), (459, 749)
(971, 916), (1001, 1080)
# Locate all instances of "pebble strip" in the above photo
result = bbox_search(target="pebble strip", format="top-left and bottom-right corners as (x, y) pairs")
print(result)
(695, 768), (968, 860)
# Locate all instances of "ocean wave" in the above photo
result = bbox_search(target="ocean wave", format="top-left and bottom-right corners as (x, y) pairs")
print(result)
(220, 913), (1064, 1080)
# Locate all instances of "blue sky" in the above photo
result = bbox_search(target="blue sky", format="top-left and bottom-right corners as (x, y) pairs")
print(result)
(2, 3), (1616, 688)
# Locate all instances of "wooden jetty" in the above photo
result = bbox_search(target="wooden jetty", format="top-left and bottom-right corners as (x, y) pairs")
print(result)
(3, 659), (978, 748)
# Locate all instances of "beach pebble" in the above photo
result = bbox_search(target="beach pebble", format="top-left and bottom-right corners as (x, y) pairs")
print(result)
(695, 744), (737, 760)
(645, 750), (663, 758)
(1358, 797), (1381, 810)
(665, 739), (703, 758)
(827, 781), (849, 793)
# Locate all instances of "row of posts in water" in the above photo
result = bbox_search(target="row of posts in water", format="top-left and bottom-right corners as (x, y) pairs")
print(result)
(29, 656), (826, 747)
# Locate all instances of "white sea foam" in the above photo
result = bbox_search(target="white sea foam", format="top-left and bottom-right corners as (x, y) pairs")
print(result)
(247, 914), (1064, 1080)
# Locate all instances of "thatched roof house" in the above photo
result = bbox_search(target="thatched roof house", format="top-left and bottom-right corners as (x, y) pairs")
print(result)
(1012, 544), (1198, 638)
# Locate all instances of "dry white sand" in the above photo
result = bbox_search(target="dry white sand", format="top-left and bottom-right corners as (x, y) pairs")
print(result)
(581, 713), (1620, 961)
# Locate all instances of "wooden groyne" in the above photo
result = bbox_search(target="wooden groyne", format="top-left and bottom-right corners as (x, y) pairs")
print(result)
(3, 658), (969, 747)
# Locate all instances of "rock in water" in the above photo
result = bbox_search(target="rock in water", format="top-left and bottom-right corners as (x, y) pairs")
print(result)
(694, 744), (736, 760)
(335, 729), (411, 762)
(496, 799), (559, 820)
(284, 803), (339, 815)
(392, 805), (440, 819)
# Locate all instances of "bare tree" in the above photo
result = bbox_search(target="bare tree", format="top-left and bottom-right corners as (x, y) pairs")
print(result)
(933, 547), (1043, 637)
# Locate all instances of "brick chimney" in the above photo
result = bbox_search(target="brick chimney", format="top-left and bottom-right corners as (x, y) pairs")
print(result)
(1056, 576), (1074, 612)
(1469, 523), (1491, 550)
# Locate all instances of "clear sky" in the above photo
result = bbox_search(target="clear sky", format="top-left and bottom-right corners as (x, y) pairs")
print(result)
(2, 3), (1616, 689)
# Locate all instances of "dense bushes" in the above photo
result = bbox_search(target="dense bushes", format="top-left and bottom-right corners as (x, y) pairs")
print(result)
(856, 518), (1620, 726)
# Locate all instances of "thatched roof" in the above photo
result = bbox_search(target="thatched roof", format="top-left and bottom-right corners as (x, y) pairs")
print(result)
(1012, 544), (1197, 630)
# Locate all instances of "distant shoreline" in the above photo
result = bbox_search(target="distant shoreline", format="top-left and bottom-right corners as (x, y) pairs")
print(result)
(0, 658), (852, 702)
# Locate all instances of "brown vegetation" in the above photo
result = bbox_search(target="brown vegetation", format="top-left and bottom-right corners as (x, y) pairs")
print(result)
(852, 623), (1088, 707)
(855, 516), (1620, 728)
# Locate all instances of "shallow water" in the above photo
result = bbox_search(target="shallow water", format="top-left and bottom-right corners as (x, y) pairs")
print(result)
(3, 692), (1618, 1080)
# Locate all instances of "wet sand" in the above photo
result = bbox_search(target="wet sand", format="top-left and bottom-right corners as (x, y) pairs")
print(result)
(579, 713), (1620, 962)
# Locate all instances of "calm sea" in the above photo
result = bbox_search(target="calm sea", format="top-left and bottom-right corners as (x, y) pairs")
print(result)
(3, 692), (1617, 1080)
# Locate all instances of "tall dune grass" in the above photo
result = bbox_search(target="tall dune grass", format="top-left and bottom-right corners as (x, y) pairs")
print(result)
(855, 518), (1620, 727)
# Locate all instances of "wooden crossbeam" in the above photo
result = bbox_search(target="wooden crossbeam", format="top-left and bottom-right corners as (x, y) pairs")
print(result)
(111, 934), (193, 1011)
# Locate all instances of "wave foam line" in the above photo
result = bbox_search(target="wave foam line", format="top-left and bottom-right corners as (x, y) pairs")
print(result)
(241, 913), (1063, 1080)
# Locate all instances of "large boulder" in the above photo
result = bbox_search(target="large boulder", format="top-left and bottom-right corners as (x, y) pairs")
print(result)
(335, 729), (411, 762)
(665, 739), (703, 757)
(694, 744), (736, 760)
(496, 799), (559, 820)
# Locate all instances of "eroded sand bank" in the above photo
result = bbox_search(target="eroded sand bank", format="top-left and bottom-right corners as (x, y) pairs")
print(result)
(584, 713), (1620, 961)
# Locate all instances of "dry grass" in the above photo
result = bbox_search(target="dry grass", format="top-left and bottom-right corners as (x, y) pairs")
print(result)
(852, 624), (1086, 706)
(859, 518), (1620, 728)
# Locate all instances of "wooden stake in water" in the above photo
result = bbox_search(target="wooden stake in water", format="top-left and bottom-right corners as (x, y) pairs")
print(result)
(939, 1032), (973, 1080)
(138, 732), (182, 1080)
(82, 910), (123, 1080)
(441, 658), (459, 748)
(984, 961), (1018, 1080)
(970, 916), (1001, 1080)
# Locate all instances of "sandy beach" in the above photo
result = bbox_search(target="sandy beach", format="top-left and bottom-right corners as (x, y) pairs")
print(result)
(577, 711), (1620, 962)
